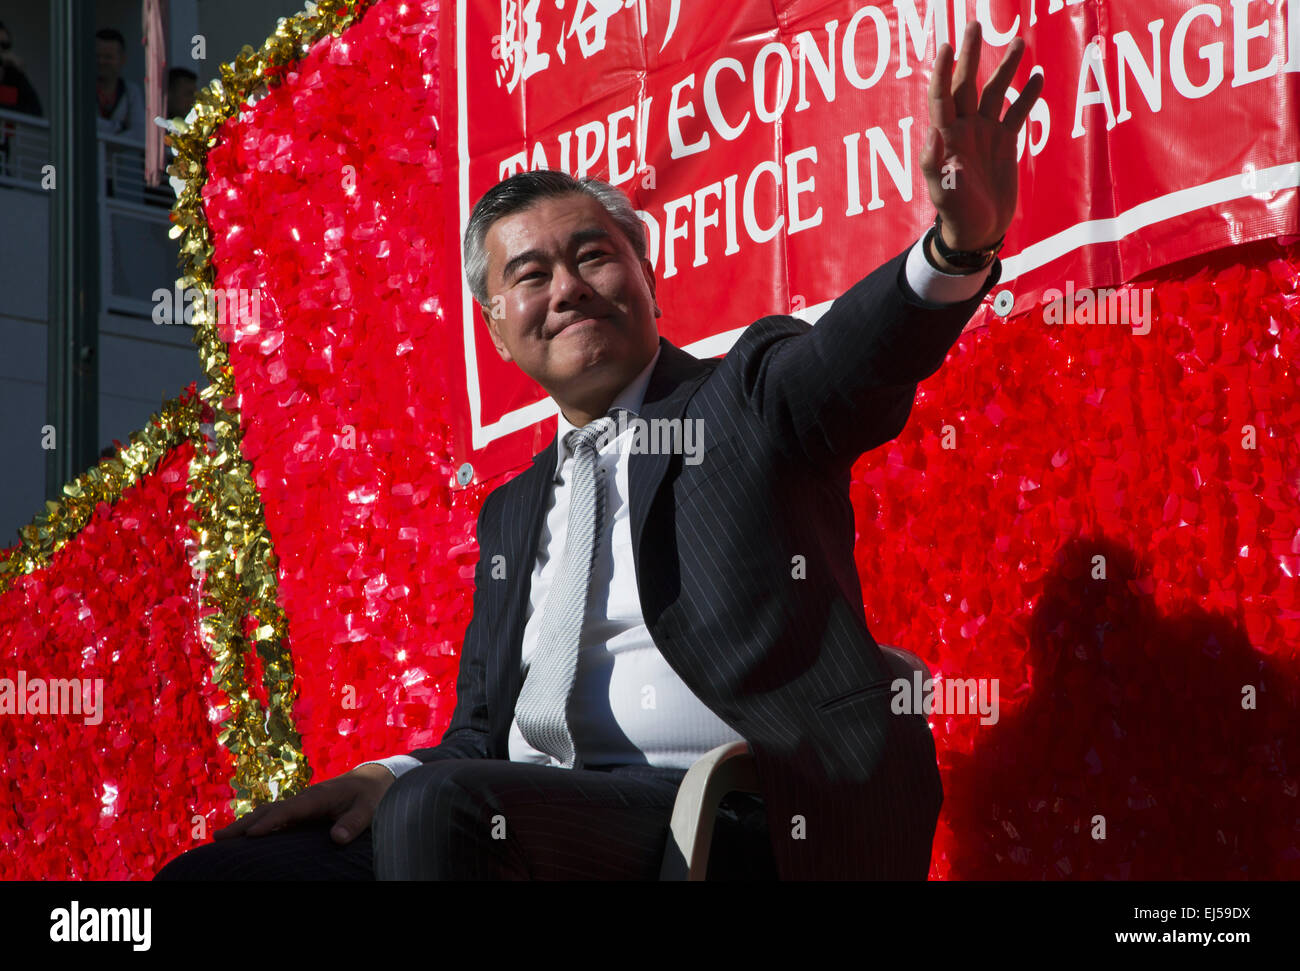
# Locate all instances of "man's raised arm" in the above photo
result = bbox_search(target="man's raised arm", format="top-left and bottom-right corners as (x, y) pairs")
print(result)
(724, 21), (1042, 470)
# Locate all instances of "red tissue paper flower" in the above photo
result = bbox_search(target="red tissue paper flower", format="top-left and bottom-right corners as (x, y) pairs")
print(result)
(854, 238), (1300, 879)
(202, 0), (486, 785)
(0, 442), (235, 879)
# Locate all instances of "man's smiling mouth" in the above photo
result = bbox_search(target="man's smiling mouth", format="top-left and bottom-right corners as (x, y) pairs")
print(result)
(551, 314), (610, 337)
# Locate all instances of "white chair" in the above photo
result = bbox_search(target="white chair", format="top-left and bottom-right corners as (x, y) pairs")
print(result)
(658, 645), (930, 880)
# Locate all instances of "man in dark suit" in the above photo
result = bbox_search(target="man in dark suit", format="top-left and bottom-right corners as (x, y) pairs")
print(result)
(156, 22), (1041, 881)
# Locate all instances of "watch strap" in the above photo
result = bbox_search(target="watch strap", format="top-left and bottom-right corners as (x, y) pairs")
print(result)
(929, 213), (1003, 271)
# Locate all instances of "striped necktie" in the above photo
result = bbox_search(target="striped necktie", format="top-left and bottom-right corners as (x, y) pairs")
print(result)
(514, 414), (619, 768)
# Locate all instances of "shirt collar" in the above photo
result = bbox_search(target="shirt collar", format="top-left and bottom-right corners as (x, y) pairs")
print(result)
(552, 345), (661, 479)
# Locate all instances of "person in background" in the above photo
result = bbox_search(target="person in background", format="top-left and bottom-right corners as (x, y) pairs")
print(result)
(0, 20), (43, 116)
(166, 67), (197, 120)
(0, 20), (41, 179)
(152, 67), (199, 186)
(96, 27), (146, 142)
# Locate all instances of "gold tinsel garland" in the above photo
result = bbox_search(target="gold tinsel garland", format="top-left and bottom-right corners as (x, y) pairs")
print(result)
(0, 391), (207, 596)
(167, 0), (379, 812)
(1, 0), (379, 818)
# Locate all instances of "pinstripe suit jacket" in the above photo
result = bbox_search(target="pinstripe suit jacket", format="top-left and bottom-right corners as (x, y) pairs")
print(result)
(409, 243), (1002, 879)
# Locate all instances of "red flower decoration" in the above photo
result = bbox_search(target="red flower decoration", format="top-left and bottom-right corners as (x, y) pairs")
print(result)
(0, 441), (236, 879)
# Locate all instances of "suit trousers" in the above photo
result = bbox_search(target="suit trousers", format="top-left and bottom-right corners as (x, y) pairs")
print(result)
(153, 759), (777, 880)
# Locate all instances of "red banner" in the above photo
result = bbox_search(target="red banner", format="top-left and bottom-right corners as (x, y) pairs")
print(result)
(438, 0), (1300, 483)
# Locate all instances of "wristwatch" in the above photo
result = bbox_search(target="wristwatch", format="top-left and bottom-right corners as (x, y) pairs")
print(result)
(924, 213), (1004, 273)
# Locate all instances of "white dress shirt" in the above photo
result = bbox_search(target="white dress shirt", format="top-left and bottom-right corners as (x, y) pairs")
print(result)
(97, 78), (148, 143)
(359, 235), (990, 779)
(504, 342), (749, 768)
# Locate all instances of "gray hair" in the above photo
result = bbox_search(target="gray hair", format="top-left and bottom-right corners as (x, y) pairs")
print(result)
(462, 170), (647, 308)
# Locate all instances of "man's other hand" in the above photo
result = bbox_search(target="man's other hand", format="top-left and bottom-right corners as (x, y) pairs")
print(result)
(213, 763), (397, 845)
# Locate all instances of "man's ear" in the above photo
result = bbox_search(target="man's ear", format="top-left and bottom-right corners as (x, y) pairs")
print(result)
(479, 297), (513, 362)
(641, 258), (661, 319)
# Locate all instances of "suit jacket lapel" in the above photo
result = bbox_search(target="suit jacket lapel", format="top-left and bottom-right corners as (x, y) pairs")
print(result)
(495, 441), (559, 732)
(628, 337), (713, 561)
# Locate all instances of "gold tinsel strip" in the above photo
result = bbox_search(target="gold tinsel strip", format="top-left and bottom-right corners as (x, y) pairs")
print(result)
(0, 391), (206, 595)
(168, 0), (378, 812)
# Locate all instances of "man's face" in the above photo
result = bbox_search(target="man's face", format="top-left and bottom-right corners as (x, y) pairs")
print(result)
(478, 192), (661, 408)
(96, 40), (123, 83)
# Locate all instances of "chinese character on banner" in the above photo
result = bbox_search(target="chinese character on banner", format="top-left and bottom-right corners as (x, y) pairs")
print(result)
(494, 0), (684, 88)
(494, 0), (549, 93)
(567, 0), (681, 57)
(567, 0), (622, 57)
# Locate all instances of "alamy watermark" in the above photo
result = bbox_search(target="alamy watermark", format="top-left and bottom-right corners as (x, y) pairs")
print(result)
(891, 672), (999, 726)
(592, 412), (705, 465)
(50, 902), (150, 950)
(152, 285), (261, 328)
(0, 671), (104, 725)
(1041, 281), (1152, 335)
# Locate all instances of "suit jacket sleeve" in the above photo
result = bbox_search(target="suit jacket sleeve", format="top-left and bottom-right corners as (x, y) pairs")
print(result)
(726, 240), (1002, 472)
(404, 490), (501, 763)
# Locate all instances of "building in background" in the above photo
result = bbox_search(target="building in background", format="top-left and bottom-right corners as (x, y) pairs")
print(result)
(0, 0), (305, 544)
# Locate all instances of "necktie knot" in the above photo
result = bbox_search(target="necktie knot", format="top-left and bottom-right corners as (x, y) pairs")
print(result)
(566, 414), (618, 458)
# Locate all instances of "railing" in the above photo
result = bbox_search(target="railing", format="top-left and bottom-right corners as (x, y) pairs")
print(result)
(0, 106), (178, 319)
(0, 105), (51, 188)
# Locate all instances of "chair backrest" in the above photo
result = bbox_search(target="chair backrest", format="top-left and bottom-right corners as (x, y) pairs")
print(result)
(661, 644), (936, 880)
(878, 644), (930, 683)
